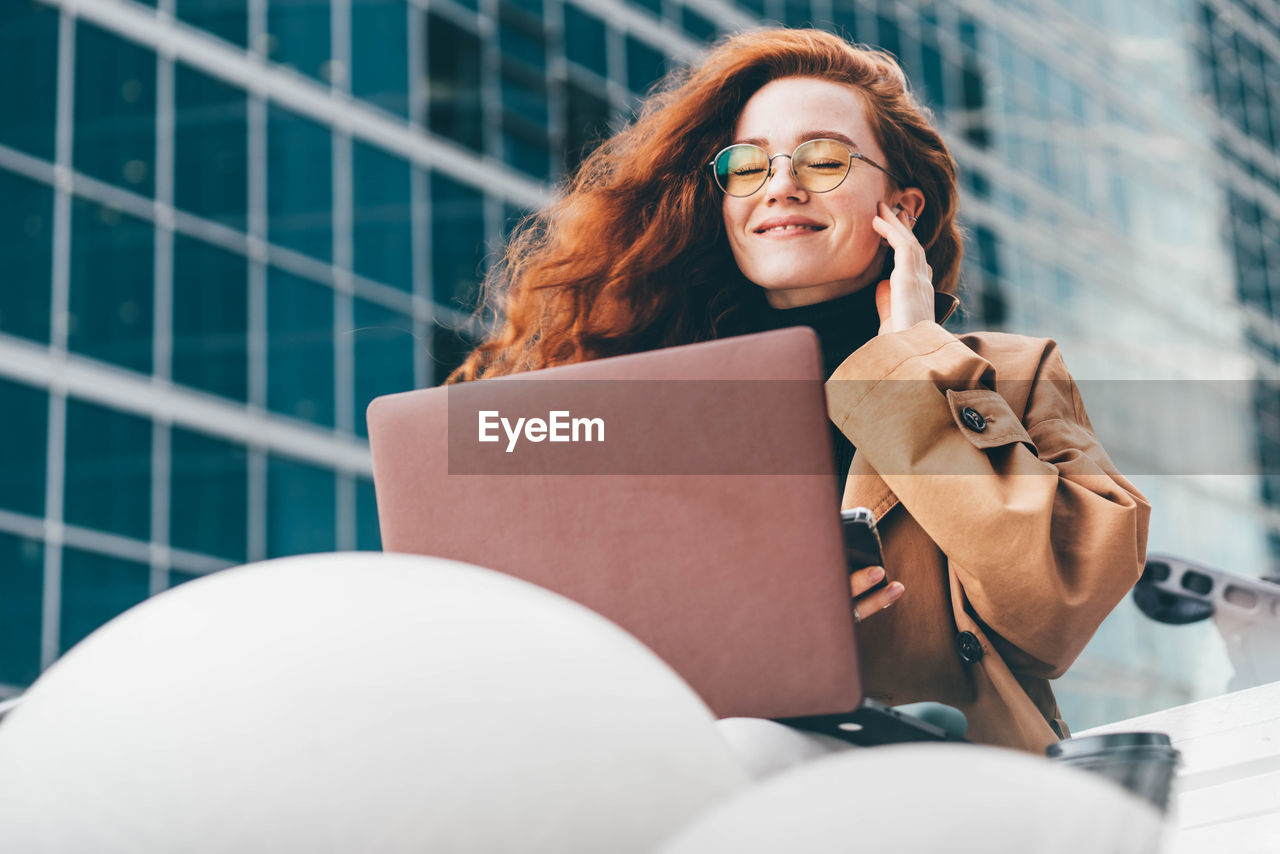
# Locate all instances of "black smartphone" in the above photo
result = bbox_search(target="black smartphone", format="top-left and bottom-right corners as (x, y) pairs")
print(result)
(841, 507), (886, 592)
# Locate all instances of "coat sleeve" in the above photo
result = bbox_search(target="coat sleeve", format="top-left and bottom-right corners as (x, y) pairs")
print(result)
(825, 320), (1150, 679)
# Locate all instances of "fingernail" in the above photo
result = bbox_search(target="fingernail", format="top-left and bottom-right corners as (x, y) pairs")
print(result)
(868, 567), (885, 583)
(887, 582), (904, 601)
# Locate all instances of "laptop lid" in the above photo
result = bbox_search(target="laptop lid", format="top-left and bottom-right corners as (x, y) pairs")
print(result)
(367, 328), (863, 719)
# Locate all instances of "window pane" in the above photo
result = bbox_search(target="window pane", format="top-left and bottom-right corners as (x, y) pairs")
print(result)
(564, 82), (610, 175)
(176, 0), (248, 48)
(267, 105), (332, 261)
(626, 36), (665, 96)
(173, 233), (249, 401)
(268, 267), (334, 426)
(69, 199), (154, 374)
(74, 22), (156, 195)
(564, 5), (606, 77)
(430, 321), (479, 384)
(502, 121), (550, 180)
(64, 398), (152, 541)
(430, 174), (486, 310)
(356, 477), (380, 550)
(681, 7), (717, 41)
(0, 0), (58, 160)
(426, 12), (484, 152)
(0, 531), (43, 687)
(352, 0), (409, 117)
(170, 426), (248, 561)
(174, 63), (248, 230)
(59, 546), (150, 654)
(352, 141), (412, 291)
(353, 298), (415, 438)
(0, 168), (53, 343)
(267, 455), (335, 557)
(0, 377), (48, 518)
(265, 0), (331, 83)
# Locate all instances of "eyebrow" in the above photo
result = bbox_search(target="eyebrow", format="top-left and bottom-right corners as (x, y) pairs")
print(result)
(732, 130), (863, 149)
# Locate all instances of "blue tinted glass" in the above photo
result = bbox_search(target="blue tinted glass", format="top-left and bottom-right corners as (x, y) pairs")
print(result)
(353, 298), (415, 437)
(59, 546), (150, 654)
(564, 5), (606, 76)
(0, 531), (43, 686)
(74, 22), (156, 195)
(268, 105), (333, 262)
(266, 0), (331, 83)
(169, 569), (206, 588)
(503, 124), (550, 180)
(352, 0), (409, 117)
(564, 82), (610, 174)
(174, 63), (248, 230)
(64, 398), (152, 541)
(430, 174), (486, 310)
(0, 168), (53, 343)
(499, 5), (545, 70)
(0, 0), (58, 160)
(625, 36), (664, 95)
(268, 267), (334, 426)
(831, 5), (857, 41)
(352, 141), (412, 291)
(176, 0), (248, 47)
(681, 7), (717, 40)
(173, 233), (249, 401)
(69, 199), (154, 374)
(430, 321), (479, 385)
(356, 477), (380, 550)
(0, 377), (48, 518)
(785, 0), (812, 27)
(426, 12), (484, 152)
(501, 65), (548, 127)
(920, 39), (945, 108)
(170, 426), (248, 561)
(876, 10), (901, 61)
(267, 455), (336, 557)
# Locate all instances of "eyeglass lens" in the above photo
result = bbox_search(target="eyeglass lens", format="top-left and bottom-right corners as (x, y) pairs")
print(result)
(714, 139), (852, 196)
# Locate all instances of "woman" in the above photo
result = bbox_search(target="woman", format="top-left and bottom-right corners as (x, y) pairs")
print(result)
(449, 29), (1149, 752)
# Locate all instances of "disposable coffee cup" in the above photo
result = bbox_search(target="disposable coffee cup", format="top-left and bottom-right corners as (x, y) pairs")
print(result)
(1046, 732), (1181, 813)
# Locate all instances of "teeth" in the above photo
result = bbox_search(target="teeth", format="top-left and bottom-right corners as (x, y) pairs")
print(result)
(760, 225), (820, 233)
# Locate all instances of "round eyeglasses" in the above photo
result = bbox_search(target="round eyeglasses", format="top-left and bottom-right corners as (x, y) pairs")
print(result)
(708, 138), (902, 197)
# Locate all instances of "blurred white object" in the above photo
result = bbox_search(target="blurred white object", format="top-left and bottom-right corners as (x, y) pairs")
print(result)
(715, 717), (853, 780)
(657, 743), (1166, 854)
(0, 552), (748, 853)
(1135, 554), (1280, 691)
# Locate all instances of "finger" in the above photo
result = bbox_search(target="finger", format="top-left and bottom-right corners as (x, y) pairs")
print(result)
(873, 206), (920, 253)
(849, 565), (886, 598)
(852, 580), (905, 620)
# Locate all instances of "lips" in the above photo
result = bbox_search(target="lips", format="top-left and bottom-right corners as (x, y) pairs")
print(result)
(753, 216), (827, 234)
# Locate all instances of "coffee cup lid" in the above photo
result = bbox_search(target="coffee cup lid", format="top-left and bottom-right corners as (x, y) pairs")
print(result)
(1045, 731), (1174, 760)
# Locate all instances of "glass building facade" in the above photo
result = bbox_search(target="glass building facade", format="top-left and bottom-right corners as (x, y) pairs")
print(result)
(1, 0), (1278, 728)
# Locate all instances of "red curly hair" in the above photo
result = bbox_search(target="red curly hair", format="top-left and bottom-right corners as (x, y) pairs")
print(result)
(447, 28), (962, 382)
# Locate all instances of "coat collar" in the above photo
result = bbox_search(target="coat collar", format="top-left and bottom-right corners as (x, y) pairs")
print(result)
(838, 292), (957, 517)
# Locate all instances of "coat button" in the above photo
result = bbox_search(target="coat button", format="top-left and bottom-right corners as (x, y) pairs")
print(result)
(956, 631), (983, 663)
(960, 407), (987, 432)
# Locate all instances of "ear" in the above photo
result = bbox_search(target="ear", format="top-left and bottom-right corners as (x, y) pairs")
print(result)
(895, 187), (926, 221)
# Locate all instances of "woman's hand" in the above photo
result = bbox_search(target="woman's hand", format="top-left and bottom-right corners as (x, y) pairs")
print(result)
(871, 201), (934, 335)
(850, 565), (905, 623)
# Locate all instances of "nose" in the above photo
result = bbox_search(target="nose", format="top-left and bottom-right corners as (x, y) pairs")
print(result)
(763, 153), (806, 201)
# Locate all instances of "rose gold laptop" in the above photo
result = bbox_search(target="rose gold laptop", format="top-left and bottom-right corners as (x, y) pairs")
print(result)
(368, 328), (944, 738)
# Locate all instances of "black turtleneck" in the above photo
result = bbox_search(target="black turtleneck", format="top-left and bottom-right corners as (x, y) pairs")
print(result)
(744, 285), (881, 492)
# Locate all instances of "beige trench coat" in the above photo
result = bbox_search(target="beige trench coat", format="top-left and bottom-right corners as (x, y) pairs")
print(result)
(825, 319), (1150, 753)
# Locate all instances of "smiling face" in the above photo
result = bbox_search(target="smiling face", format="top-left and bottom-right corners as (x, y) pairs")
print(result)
(721, 76), (898, 308)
